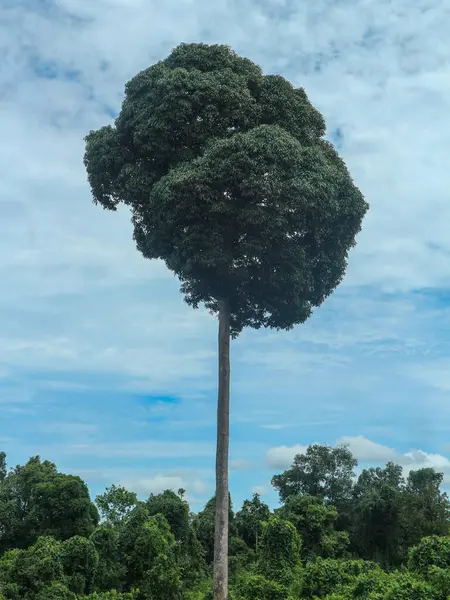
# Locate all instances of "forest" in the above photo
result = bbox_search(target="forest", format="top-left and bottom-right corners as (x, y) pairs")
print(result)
(0, 444), (450, 600)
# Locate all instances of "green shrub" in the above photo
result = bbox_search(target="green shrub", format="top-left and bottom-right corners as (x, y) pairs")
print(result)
(257, 517), (301, 585)
(323, 569), (438, 600)
(301, 558), (381, 599)
(236, 574), (288, 600)
(35, 582), (77, 600)
(82, 591), (140, 599)
(408, 536), (450, 577)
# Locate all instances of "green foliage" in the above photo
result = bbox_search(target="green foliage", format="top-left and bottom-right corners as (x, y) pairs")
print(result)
(351, 463), (405, 567)
(235, 574), (288, 600)
(321, 569), (440, 600)
(402, 469), (450, 548)
(146, 489), (190, 541)
(256, 517), (301, 585)
(193, 494), (234, 564)
(2, 446), (450, 600)
(60, 535), (99, 595)
(82, 592), (140, 600)
(0, 453), (6, 483)
(351, 464), (450, 568)
(272, 444), (357, 508)
(35, 581), (77, 600)
(84, 43), (368, 336)
(408, 535), (450, 576)
(177, 527), (206, 589)
(276, 494), (349, 560)
(119, 509), (178, 593)
(0, 455), (98, 553)
(301, 557), (381, 599)
(140, 552), (184, 600)
(380, 572), (438, 600)
(228, 537), (254, 578)
(235, 493), (270, 551)
(427, 565), (450, 598)
(142, 122), (367, 336)
(90, 525), (125, 591)
(95, 486), (138, 526)
(0, 536), (64, 599)
(117, 503), (151, 585)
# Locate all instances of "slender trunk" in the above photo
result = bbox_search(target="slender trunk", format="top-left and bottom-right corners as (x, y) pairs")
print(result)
(213, 298), (231, 600)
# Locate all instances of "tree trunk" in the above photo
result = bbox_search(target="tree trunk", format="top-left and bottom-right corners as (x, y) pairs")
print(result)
(213, 298), (231, 600)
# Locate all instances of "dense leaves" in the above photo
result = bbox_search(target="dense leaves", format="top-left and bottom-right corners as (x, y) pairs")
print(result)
(272, 444), (357, 505)
(235, 493), (270, 551)
(146, 489), (190, 541)
(0, 456), (98, 554)
(276, 494), (349, 560)
(95, 486), (138, 526)
(84, 42), (368, 336)
(2, 443), (450, 599)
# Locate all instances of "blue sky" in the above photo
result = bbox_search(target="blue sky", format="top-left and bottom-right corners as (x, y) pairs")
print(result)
(2, 0), (450, 511)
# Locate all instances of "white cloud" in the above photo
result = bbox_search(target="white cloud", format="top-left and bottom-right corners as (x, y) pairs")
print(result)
(266, 444), (308, 469)
(337, 435), (398, 462)
(402, 450), (450, 480)
(266, 436), (450, 486)
(251, 485), (268, 496)
(1, 0), (449, 388)
(40, 440), (215, 459)
(405, 359), (450, 392)
(230, 458), (252, 470)
(119, 473), (208, 499)
(1, 0), (450, 511)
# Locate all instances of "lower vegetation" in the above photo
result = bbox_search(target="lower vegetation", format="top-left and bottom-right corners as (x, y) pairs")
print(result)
(0, 444), (449, 599)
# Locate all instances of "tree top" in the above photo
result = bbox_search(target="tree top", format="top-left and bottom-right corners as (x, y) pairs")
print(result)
(84, 43), (368, 335)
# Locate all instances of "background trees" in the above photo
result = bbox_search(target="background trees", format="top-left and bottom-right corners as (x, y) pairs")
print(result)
(0, 445), (449, 599)
(0, 455), (98, 554)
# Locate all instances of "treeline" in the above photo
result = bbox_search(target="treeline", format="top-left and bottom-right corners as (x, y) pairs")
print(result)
(0, 445), (450, 599)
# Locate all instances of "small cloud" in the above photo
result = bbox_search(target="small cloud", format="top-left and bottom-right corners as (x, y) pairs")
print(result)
(406, 359), (450, 391)
(38, 421), (98, 436)
(402, 450), (450, 477)
(266, 436), (450, 487)
(251, 485), (268, 495)
(337, 435), (397, 462)
(119, 473), (208, 498)
(53, 440), (214, 459)
(266, 444), (308, 469)
(230, 458), (252, 470)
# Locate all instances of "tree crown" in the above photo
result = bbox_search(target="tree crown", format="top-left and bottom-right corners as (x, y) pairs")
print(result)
(84, 43), (368, 335)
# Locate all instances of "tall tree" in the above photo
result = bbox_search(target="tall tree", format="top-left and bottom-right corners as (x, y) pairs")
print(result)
(95, 485), (138, 526)
(84, 43), (368, 600)
(0, 452), (6, 483)
(0, 455), (98, 553)
(402, 468), (450, 548)
(276, 494), (349, 560)
(272, 444), (357, 510)
(235, 493), (271, 551)
(256, 517), (301, 586)
(351, 463), (405, 567)
(146, 489), (190, 542)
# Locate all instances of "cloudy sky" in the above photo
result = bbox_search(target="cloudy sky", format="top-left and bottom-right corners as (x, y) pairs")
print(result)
(2, 0), (450, 510)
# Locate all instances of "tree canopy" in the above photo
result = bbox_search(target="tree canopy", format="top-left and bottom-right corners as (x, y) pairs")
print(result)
(0, 455), (98, 554)
(84, 43), (368, 336)
(1, 446), (450, 599)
